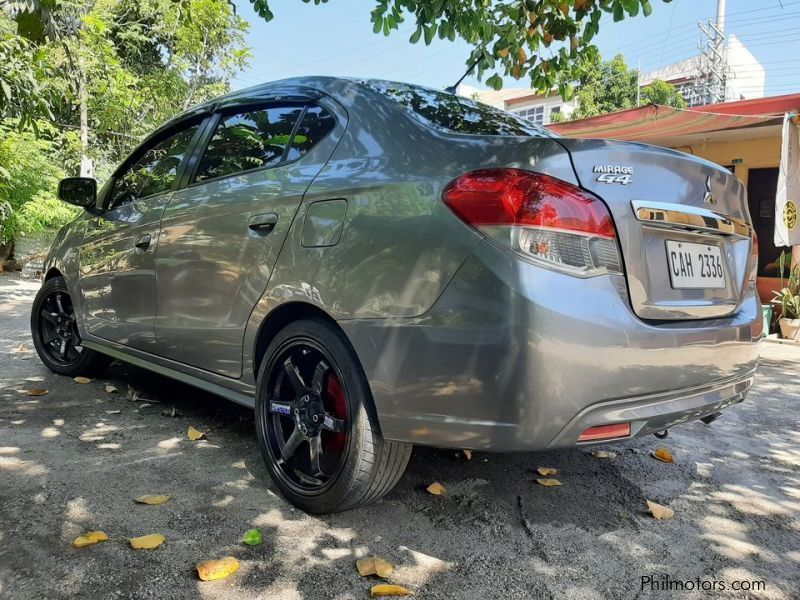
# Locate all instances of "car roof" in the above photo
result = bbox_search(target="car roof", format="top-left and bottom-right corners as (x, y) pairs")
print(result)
(149, 77), (420, 139)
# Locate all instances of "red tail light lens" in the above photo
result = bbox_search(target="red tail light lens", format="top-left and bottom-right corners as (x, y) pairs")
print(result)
(443, 169), (621, 276)
(443, 169), (616, 237)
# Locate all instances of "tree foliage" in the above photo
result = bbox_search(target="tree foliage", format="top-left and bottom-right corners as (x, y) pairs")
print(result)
(250, 0), (673, 97)
(0, 0), (250, 247)
(571, 53), (685, 119)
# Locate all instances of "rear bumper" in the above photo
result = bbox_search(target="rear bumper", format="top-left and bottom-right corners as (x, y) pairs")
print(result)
(341, 240), (763, 452)
(547, 368), (754, 448)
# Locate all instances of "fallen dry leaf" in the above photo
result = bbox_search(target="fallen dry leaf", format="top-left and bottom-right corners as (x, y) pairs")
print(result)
(134, 495), (170, 505)
(535, 478), (563, 487)
(24, 389), (48, 396)
(356, 556), (394, 579)
(462, 449), (472, 460)
(426, 482), (445, 495)
(105, 410), (121, 415)
(652, 448), (674, 463)
(646, 500), (674, 520)
(105, 385), (118, 393)
(196, 556), (240, 581)
(536, 466), (558, 476)
(13, 343), (30, 353)
(73, 376), (93, 384)
(371, 584), (412, 597)
(592, 450), (617, 460)
(72, 531), (108, 548)
(129, 533), (165, 549)
(187, 426), (206, 441)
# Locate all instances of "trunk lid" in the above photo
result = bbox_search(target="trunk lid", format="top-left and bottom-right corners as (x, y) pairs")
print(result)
(557, 138), (754, 320)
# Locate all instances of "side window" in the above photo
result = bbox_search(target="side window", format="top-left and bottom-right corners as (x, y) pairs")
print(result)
(284, 106), (336, 162)
(194, 106), (304, 182)
(109, 124), (199, 209)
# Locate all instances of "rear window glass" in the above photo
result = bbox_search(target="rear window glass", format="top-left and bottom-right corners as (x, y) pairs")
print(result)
(362, 80), (554, 138)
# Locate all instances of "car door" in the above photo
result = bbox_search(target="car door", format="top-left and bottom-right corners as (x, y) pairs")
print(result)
(75, 119), (205, 351)
(155, 100), (338, 377)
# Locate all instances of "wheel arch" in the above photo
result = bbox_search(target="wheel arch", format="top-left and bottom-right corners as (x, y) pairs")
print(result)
(251, 301), (384, 434)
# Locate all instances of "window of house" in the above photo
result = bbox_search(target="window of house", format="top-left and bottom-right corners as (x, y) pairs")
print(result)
(195, 106), (304, 182)
(550, 106), (562, 121)
(109, 124), (200, 208)
(513, 106), (545, 126)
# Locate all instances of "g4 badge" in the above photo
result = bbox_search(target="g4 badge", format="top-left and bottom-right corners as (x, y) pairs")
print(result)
(593, 165), (634, 185)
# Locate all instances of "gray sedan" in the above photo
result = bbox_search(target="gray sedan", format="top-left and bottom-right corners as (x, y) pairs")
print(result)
(31, 77), (762, 513)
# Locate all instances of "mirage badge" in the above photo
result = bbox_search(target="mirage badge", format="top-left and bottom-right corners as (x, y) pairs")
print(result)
(593, 164), (633, 185)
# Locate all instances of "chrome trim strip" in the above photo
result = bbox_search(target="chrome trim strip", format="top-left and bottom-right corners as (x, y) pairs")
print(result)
(631, 200), (751, 238)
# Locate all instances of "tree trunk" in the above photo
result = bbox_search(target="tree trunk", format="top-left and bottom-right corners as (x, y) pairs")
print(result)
(78, 57), (93, 178)
(183, 33), (208, 111)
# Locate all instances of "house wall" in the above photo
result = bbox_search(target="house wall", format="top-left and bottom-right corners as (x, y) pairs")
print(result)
(507, 95), (577, 125)
(669, 135), (779, 190)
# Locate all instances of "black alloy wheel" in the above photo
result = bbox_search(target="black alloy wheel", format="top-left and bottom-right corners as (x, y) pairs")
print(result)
(261, 339), (349, 492)
(255, 318), (412, 514)
(36, 288), (83, 366)
(30, 276), (110, 376)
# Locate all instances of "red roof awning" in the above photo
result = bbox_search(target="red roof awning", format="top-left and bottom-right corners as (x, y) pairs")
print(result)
(546, 93), (800, 140)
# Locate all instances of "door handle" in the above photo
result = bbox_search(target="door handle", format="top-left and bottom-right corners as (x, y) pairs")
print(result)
(248, 213), (278, 234)
(134, 234), (151, 250)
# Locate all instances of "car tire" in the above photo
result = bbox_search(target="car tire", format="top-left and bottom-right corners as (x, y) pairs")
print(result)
(30, 276), (111, 377)
(255, 317), (412, 514)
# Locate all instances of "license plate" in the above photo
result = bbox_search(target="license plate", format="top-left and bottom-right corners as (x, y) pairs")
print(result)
(665, 240), (726, 289)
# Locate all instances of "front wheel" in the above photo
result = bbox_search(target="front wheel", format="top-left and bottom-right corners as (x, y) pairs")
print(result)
(255, 318), (411, 514)
(30, 276), (110, 376)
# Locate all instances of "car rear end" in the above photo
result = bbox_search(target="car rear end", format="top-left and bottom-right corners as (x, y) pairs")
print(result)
(435, 138), (761, 449)
(344, 80), (762, 451)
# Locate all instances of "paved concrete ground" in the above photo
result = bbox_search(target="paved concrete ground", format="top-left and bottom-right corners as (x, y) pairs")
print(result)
(1, 274), (798, 599)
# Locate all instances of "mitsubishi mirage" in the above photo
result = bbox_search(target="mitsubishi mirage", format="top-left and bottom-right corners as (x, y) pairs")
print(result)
(31, 78), (762, 513)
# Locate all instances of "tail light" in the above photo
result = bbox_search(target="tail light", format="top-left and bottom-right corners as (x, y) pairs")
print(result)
(748, 230), (758, 285)
(443, 169), (621, 276)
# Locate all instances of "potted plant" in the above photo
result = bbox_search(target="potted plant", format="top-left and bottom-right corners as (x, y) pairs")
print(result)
(772, 251), (800, 340)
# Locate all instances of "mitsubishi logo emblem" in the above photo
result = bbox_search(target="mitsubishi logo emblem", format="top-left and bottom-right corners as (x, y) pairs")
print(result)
(703, 176), (717, 205)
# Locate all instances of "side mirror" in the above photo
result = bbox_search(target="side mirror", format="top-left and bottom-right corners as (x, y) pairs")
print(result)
(58, 177), (97, 210)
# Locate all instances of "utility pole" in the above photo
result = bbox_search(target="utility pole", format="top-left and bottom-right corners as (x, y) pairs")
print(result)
(695, 0), (727, 106)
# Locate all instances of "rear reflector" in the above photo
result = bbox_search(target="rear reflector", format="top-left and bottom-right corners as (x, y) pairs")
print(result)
(577, 423), (631, 442)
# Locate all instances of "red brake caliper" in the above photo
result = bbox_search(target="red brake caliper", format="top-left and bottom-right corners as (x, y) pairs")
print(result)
(324, 373), (347, 451)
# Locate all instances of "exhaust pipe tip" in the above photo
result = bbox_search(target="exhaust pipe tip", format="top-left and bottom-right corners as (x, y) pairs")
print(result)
(700, 412), (723, 425)
(654, 430), (669, 439)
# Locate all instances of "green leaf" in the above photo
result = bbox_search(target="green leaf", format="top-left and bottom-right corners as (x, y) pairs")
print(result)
(613, 3), (624, 21)
(409, 26), (422, 44)
(642, 0), (653, 17)
(486, 73), (503, 91)
(242, 528), (263, 546)
(423, 24), (436, 44)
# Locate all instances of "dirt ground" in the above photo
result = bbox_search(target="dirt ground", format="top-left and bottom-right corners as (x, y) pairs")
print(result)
(1, 274), (798, 599)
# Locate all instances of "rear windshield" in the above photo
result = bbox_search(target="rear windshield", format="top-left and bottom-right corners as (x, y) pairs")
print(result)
(362, 80), (555, 138)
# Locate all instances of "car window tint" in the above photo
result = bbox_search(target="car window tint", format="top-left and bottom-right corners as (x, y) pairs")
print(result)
(362, 80), (556, 138)
(195, 106), (304, 182)
(110, 124), (199, 208)
(284, 106), (336, 162)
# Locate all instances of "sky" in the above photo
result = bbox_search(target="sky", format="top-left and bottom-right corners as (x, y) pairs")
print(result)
(230, 0), (799, 97)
